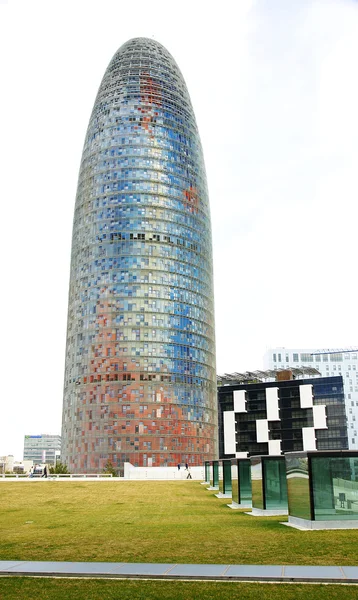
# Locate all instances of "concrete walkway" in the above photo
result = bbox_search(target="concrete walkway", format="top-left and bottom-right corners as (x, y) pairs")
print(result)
(1, 561), (358, 583)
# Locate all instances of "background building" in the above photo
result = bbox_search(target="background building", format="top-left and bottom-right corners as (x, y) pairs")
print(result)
(62, 38), (217, 473)
(0, 455), (14, 474)
(218, 369), (348, 458)
(264, 348), (358, 448)
(23, 435), (61, 466)
(0, 456), (33, 474)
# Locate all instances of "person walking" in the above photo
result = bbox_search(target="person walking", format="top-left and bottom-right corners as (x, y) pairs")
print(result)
(42, 465), (48, 478)
(186, 466), (192, 479)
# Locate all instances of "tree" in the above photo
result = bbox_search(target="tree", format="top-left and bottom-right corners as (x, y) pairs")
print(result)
(49, 462), (69, 474)
(102, 460), (118, 477)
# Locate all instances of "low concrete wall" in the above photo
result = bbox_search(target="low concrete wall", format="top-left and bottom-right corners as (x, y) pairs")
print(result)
(0, 468), (206, 481)
(0, 473), (113, 480)
(124, 463), (205, 480)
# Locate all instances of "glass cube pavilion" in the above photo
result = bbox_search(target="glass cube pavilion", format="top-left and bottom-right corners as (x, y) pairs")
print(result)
(250, 455), (288, 516)
(230, 459), (252, 508)
(204, 461), (210, 484)
(61, 38), (217, 473)
(285, 451), (358, 529)
(211, 460), (219, 489)
(218, 459), (232, 496)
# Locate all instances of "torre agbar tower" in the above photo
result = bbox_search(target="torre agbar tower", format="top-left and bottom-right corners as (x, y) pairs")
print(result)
(62, 38), (217, 473)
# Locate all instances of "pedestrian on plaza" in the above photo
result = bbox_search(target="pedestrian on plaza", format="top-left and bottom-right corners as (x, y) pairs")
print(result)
(177, 463), (180, 471)
(42, 465), (48, 478)
(186, 466), (192, 479)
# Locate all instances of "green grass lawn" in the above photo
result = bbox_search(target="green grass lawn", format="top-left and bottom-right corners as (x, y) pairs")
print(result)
(1, 480), (358, 566)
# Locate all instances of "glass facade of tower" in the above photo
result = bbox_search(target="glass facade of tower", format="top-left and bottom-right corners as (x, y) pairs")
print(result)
(62, 38), (217, 473)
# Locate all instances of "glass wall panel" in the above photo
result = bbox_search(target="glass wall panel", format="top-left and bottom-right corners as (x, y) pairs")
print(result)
(212, 460), (219, 488)
(251, 456), (264, 509)
(311, 457), (358, 520)
(263, 457), (288, 510)
(205, 461), (210, 482)
(223, 459), (232, 494)
(231, 460), (239, 504)
(238, 459), (252, 505)
(219, 460), (224, 494)
(285, 455), (311, 520)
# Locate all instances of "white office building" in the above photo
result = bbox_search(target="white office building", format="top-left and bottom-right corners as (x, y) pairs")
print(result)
(263, 348), (358, 449)
(23, 434), (61, 465)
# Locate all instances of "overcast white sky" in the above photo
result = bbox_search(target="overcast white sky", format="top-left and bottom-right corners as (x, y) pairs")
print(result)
(1, 0), (357, 459)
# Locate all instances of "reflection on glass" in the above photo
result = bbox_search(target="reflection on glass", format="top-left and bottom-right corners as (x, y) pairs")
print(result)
(238, 459), (252, 505)
(231, 461), (239, 504)
(264, 458), (288, 510)
(311, 457), (358, 521)
(212, 460), (219, 487)
(251, 457), (264, 509)
(286, 456), (311, 520)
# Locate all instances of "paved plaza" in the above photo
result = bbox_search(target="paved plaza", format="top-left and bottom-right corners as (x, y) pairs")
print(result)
(1, 561), (358, 584)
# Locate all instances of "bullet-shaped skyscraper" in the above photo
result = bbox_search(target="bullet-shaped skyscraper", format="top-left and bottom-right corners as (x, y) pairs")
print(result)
(62, 38), (216, 473)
